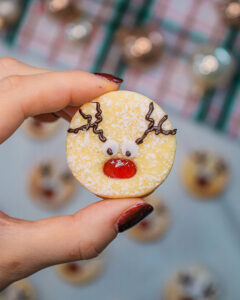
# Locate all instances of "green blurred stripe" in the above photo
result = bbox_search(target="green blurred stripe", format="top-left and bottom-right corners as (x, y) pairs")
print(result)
(194, 28), (238, 123)
(214, 28), (240, 131)
(215, 56), (240, 131)
(161, 18), (208, 44)
(194, 90), (215, 122)
(90, 0), (130, 73)
(135, 0), (155, 26)
(5, 0), (32, 45)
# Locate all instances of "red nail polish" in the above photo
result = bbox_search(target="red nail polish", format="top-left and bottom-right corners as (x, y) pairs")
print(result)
(115, 203), (153, 233)
(51, 112), (59, 119)
(94, 72), (123, 84)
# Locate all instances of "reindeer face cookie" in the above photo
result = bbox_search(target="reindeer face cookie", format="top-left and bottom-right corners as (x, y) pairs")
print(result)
(182, 151), (229, 199)
(66, 91), (177, 198)
(23, 118), (61, 139)
(28, 161), (76, 209)
(56, 256), (103, 285)
(164, 266), (218, 300)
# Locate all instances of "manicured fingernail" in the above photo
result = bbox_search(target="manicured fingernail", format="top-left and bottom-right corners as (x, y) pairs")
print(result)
(51, 112), (59, 119)
(115, 203), (153, 233)
(94, 72), (123, 84)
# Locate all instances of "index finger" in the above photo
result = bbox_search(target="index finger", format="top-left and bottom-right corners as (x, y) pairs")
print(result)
(0, 71), (123, 143)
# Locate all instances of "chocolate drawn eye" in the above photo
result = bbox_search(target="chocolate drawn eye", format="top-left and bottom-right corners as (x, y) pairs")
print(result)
(121, 141), (138, 158)
(102, 140), (119, 156)
(215, 160), (227, 174)
(203, 283), (216, 298)
(40, 164), (52, 176)
(61, 172), (73, 182)
(179, 272), (194, 286)
(194, 151), (207, 164)
(157, 204), (166, 214)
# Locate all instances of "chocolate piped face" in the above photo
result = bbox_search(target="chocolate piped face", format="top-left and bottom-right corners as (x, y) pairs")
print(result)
(68, 102), (177, 180)
(29, 162), (76, 209)
(176, 267), (217, 300)
(193, 152), (228, 189)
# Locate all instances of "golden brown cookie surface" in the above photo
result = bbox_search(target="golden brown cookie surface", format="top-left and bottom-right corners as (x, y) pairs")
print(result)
(66, 91), (177, 198)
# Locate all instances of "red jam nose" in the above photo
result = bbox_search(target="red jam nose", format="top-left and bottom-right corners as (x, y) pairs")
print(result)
(103, 158), (137, 179)
(42, 188), (54, 198)
(33, 119), (42, 128)
(138, 219), (150, 229)
(67, 263), (80, 273)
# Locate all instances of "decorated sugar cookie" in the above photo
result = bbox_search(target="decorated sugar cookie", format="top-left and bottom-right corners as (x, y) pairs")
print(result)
(164, 265), (218, 300)
(128, 195), (170, 242)
(0, 279), (35, 300)
(56, 256), (103, 285)
(182, 151), (229, 199)
(66, 91), (177, 198)
(23, 118), (61, 139)
(28, 161), (76, 209)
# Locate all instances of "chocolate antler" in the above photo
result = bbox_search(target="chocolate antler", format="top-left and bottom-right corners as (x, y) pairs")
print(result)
(135, 102), (177, 145)
(68, 102), (107, 142)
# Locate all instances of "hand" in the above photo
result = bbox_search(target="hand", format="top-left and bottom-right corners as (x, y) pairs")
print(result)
(0, 57), (153, 290)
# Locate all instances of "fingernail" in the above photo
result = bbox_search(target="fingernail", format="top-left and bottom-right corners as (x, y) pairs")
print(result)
(51, 112), (60, 119)
(115, 203), (153, 233)
(94, 72), (123, 84)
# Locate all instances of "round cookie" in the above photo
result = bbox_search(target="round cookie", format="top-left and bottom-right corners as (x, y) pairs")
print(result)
(28, 161), (76, 209)
(164, 265), (218, 300)
(0, 279), (35, 300)
(116, 26), (164, 69)
(127, 195), (170, 242)
(23, 118), (61, 139)
(56, 256), (103, 285)
(66, 90), (177, 198)
(182, 151), (229, 199)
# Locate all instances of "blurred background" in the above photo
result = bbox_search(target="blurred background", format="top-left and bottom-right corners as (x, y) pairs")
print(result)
(0, 0), (240, 299)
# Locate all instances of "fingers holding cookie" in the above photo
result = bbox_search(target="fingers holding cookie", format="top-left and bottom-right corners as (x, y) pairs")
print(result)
(0, 60), (122, 143)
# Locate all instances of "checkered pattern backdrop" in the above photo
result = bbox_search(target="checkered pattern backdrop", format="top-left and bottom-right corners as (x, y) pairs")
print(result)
(3, 0), (240, 141)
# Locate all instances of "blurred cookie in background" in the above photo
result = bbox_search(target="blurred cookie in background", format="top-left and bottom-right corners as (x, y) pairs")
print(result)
(190, 46), (235, 91)
(0, 279), (36, 300)
(164, 265), (218, 300)
(116, 26), (164, 69)
(181, 151), (230, 199)
(218, 0), (240, 28)
(22, 118), (61, 140)
(28, 161), (76, 210)
(44, 0), (81, 23)
(56, 256), (104, 285)
(0, 0), (21, 30)
(127, 195), (170, 243)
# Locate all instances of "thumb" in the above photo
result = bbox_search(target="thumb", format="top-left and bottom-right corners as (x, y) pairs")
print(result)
(1, 199), (153, 287)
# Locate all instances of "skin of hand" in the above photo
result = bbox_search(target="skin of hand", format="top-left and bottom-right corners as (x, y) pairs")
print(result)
(0, 57), (153, 291)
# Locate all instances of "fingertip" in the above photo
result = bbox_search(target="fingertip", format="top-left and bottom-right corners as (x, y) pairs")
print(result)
(93, 73), (123, 85)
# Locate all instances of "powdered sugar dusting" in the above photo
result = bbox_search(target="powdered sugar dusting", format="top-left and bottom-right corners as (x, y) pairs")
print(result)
(66, 90), (177, 198)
